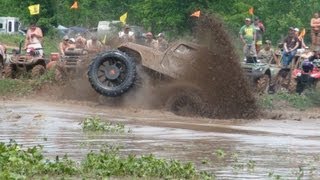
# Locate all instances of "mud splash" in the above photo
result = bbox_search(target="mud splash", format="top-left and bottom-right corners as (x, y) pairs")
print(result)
(180, 14), (257, 118)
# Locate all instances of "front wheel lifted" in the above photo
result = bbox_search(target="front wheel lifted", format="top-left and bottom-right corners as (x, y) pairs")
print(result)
(88, 50), (136, 97)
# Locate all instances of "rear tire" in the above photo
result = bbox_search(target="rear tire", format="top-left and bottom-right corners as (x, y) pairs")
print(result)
(161, 83), (207, 117)
(31, 65), (45, 78)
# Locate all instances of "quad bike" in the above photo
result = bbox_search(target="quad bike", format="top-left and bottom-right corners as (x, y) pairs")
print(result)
(241, 44), (281, 94)
(270, 48), (317, 93)
(50, 48), (91, 82)
(291, 56), (320, 92)
(3, 42), (46, 78)
(87, 41), (209, 115)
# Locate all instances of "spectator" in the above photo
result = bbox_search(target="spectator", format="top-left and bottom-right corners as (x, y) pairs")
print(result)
(258, 40), (279, 65)
(253, 17), (265, 53)
(239, 18), (257, 63)
(118, 25), (135, 43)
(310, 12), (320, 49)
(86, 36), (103, 53)
(282, 27), (299, 67)
(24, 22), (43, 56)
(155, 33), (168, 51)
(75, 33), (87, 49)
(145, 32), (157, 48)
(59, 36), (75, 56)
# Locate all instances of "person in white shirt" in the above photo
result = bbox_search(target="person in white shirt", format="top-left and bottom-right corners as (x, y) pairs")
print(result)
(118, 25), (135, 43)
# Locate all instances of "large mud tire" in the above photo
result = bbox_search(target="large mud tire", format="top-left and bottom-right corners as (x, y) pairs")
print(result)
(31, 65), (45, 78)
(88, 50), (136, 97)
(256, 74), (270, 94)
(4, 65), (14, 78)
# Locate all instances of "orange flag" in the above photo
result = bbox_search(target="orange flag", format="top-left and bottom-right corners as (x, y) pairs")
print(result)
(71, 1), (78, 9)
(191, 10), (201, 18)
(249, 7), (254, 15)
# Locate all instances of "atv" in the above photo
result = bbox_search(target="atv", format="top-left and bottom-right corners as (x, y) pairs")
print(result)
(4, 43), (46, 78)
(291, 58), (320, 90)
(241, 58), (281, 94)
(87, 41), (208, 115)
(52, 48), (91, 82)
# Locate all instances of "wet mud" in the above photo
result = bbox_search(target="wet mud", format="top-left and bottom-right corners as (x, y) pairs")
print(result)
(1, 100), (320, 179)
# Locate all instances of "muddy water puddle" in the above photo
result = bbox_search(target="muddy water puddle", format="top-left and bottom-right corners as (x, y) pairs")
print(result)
(0, 100), (320, 179)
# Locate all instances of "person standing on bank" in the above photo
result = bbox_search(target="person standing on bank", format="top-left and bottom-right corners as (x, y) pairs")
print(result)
(239, 18), (257, 63)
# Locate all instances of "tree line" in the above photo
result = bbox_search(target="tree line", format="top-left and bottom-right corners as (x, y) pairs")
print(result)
(0, 0), (319, 44)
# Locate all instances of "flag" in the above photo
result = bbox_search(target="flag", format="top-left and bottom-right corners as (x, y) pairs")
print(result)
(71, 1), (78, 9)
(102, 35), (107, 44)
(249, 7), (254, 15)
(28, 4), (40, 15)
(191, 10), (201, 18)
(120, 12), (128, 25)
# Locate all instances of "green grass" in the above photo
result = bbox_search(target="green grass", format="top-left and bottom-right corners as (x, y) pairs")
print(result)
(0, 69), (55, 96)
(81, 116), (128, 133)
(258, 91), (319, 110)
(0, 140), (214, 179)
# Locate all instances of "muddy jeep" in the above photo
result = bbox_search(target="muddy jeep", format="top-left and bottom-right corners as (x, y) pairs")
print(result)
(241, 61), (281, 93)
(4, 48), (46, 78)
(53, 48), (90, 82)
(88, 42), (206, 115)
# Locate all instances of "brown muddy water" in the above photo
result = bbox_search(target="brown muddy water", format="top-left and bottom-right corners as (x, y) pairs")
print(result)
(1, 100), (320, 179)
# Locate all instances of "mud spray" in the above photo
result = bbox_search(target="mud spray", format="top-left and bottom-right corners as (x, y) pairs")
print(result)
(181, 14), (258, 119)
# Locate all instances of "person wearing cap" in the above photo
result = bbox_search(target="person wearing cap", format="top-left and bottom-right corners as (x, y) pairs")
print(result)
(59, 36), (75, 56)
(282, 27), (299, 67)
(145, 32), (157, 48)
(155, 33), (168, 51)
(239, 18), (257, 63)
(253, 17), (265, 53)
(24, 22), (43, 56)
(86, 35), (103, 53)
(118, 25), (135, 43)
(257, 40), (279, 65)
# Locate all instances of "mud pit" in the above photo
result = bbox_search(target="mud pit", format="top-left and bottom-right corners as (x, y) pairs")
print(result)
(1, 100), (320, 179)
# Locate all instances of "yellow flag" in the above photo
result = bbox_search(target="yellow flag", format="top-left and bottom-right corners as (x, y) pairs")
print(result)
(102, 35), (107, 44)
(28, 4), (40, 15)
(190, 10), (201, 18)
(120, 12), (128, 25)
(70, 1), (78, 9)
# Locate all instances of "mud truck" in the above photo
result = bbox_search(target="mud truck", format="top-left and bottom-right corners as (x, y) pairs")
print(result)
(3, 43), (46, 78)
(87, 42), (207, 115)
